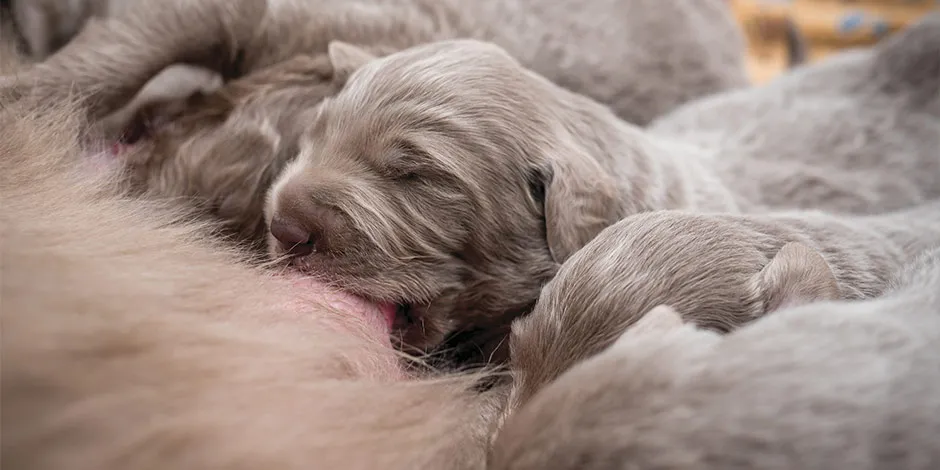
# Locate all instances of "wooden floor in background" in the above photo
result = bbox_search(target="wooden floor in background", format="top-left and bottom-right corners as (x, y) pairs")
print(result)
(731, 0), (938, 84)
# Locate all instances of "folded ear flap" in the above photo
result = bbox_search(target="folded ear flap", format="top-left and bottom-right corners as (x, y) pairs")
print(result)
(326, 41), (378, 86)
(755, 242), (841, 314)
(539, 156), (624, 264)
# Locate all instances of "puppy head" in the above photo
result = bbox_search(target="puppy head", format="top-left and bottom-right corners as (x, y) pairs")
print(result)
(506, 210), (840, 410)
(113, 49), (366, 244)
(491, 305), (718, 470)
(266, 40), (625, 356)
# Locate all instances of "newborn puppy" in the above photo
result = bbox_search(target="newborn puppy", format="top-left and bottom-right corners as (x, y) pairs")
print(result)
(110, 54), (345, 242)
(0, 72), (504, 470)
(490, 247), (940, 470)
(267, 39), (744, 361)
(267, 16), (940, 360)
(2, 0), (746, 244)
(503, 203), (940, 414)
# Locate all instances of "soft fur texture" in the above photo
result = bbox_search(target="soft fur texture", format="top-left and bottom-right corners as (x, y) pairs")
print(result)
(1, 0), (746, 241)
(491, 247), (940, 470)
(0, 54), (503, 470)
(8, 0), (746, 122)
(9, 0), (115, 58)
(503, 205), (940, 417)
(649, 11), (940, 214)
(266, 14), (940, 360)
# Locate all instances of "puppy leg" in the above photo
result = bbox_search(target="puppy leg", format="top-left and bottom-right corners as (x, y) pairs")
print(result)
(95, 63), (222, 140)
(3, 0), (265, 120)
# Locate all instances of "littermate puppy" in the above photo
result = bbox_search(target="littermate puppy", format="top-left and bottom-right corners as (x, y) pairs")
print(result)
(1, 0), (746, 243)
(3, 0), (747, 126)
(490, 247), (940, 470)
(649, 10), (940, 214)
(110, 55), (333, 243)
(267, 13), (940, 361)
(502, 203), (940, 413)
(0, 70), (502, 470)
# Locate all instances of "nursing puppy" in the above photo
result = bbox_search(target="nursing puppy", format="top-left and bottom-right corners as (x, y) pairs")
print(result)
(503, 204), (940, 414)
(266, 15), (940, 360)
(490, 248), (940, 470)
(0, 68), (502, 470)
(2, 0), (746, 243)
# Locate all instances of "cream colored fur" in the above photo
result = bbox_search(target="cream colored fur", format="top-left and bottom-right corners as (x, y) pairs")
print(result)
(0, 55), (503, 470)
(491, 247), (940, 470)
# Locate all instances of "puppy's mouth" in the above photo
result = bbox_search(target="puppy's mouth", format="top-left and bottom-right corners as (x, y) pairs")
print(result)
(105, 123), (151, 158)
(377, 302), (425, 332)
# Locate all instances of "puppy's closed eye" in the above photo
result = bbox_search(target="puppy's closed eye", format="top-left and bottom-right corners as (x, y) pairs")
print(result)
(376, 138), (443, 181)
(378, 138), (432, 180)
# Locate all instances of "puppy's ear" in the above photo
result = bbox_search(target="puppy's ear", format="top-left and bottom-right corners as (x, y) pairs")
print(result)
(327, 41), (377, 86)
(536, 157), (623, 264)
(754, 242), (840, 314)
(609, 305), (684, 349)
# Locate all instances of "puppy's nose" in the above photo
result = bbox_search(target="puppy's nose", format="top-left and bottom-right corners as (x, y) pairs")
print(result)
(270, 217), (315, 256)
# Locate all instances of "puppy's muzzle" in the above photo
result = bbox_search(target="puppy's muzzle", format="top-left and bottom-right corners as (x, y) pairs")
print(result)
(270, 182), (348, 257)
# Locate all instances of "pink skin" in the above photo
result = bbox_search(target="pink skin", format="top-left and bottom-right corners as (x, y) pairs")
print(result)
(105, 138), (398, 337)
(282, 274), (398, 335)
(92, 140), (404, 379)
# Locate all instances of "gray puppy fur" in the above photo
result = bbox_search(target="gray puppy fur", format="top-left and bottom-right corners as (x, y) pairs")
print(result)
(649, 11), (940, 214)
(504, 201), (940, 416)
(9, 0), (112, 58)
(491, 246), (940, 470)
(3, 0), (747, 126)
(1, 0), (747, 252)
(266, 14), (940, 360)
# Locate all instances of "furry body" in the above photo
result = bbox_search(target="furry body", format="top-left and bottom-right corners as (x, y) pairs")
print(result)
(5, 0), (747, 125)
(505, 204), (940, 413)
(0, 55), (501, 470)
(2, 0), (746, 243)
(265, 14), (940, 359)
(492, 247), (940, 470)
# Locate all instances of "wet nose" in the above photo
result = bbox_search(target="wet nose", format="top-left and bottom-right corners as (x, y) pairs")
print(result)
(269, 217), (315, 257)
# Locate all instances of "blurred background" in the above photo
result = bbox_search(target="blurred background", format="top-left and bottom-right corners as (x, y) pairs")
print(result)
(731, 0), (939, 83)
(1, 0), (937, 84)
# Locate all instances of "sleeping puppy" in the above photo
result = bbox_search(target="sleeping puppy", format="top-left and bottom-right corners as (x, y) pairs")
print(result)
(502, 203), (940, 416)
(108, 55), (340, 243)
(266, 15), (940, 361)
(490, 247), (940, 470)
(1, 0), (746, 243)
(0, 62), (504, 470)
